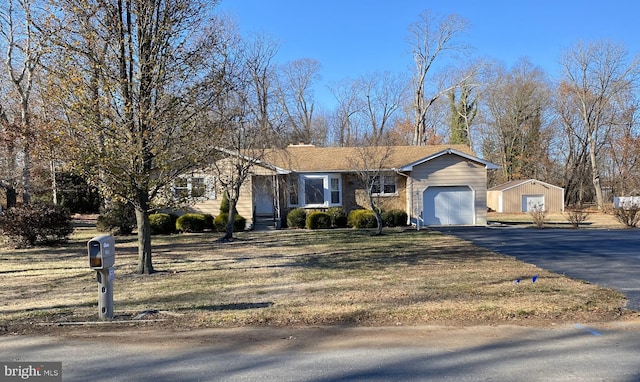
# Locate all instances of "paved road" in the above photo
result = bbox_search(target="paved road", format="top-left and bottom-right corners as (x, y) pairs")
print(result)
(2, 324), (640, 381)
(438, 227), (640, 311)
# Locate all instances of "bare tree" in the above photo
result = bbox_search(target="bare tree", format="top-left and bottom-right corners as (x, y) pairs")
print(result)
(210, 29), (282, 241)
(556, 81), (596, 205)
(277, 58), (324, 145)
(348, 138), (394, 236)
(480, 59), (553, 182)
(361, 71), (407, 145)
(409, 11), (468, 145)
(47, 0), (225, 274)
(329, 78), (362, 146)
(559, 40), (640, 209)
(0, 0), (48, 205)
(607, 89), (640, 196)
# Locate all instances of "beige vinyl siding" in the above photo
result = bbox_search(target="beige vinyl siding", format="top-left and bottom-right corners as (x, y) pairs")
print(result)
(488, 180), (564, 213)
(189, 178), (254, 228)
(410, 154), (488, 225)
(503, 182), (563, 213)
(190, 160), (280, 228)
(487, 190), (501, 212)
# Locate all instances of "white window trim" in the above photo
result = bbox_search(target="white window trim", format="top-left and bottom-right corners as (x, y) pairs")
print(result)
(174, 175), (216, 200)
(372, 173), (398, 196)
(290, 173), (342, 208)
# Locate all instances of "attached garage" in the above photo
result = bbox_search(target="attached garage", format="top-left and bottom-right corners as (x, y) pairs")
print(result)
(487, 179), (564, 213)
(423, 186), (475, 225)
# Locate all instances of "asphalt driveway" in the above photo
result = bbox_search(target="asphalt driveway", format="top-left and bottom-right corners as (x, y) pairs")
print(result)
(438, 226), (640, 311)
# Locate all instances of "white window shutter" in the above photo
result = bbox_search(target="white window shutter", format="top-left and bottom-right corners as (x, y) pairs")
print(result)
(203, 175), (216, 199)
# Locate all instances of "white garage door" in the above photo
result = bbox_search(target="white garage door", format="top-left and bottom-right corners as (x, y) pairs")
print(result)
(423, 186), (474, 226)
(522, 194), (545, 212)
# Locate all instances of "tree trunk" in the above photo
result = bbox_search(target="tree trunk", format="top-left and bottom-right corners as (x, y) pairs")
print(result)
(135, 202), (154, 274)
(373, 209), (383, 236)
(589, 135), (605, 209)
(368, 192), (384, 236)
(21, 145), (31, 204)
(224, 197), (237, 241)
(6, 186), (16, 209)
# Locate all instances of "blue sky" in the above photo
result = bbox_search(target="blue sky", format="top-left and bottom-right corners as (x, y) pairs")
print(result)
(216, 1), (639, 108)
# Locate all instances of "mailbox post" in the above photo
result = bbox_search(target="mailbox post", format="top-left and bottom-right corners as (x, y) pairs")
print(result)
(88, 235), (115, 320)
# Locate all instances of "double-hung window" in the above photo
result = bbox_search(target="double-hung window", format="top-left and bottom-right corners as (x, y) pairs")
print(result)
(173, 175), (215, 200)
(371, 174), (397, 195)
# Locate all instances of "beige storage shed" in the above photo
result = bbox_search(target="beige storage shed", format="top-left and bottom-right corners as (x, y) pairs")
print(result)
(487, 179), (564, 213)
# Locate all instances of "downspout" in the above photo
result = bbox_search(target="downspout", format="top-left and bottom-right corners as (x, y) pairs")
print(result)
(394, 169), (417, 230)
(274, 174), (281, 229)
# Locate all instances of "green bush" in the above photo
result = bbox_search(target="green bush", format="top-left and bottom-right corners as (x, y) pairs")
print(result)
(96, 201), (136, 235)
(306, 211), (332, 229)
(286, 208), (307, 229)
(0, 204), (73, 248)
(176, 213), (208, 233)
(214, 213), (246, 232)
(219, 193), (230, 213)
(203, 213), (214, 230)
(149, 213), (176, 235)
(347, 209), (377, 228)
(327, 207), (348, 228)
(382, 209), (408, 227)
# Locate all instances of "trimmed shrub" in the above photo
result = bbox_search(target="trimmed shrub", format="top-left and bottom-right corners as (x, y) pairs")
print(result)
(327, 207), (348, 228)
(219, 193), (230, 213)
(382, 209), (408, 227)
(149, 213), (176, 235)
(286, 208), (307, 229)
(306, 211), (332, 229)
(214, 213), (246, 232)
(203, 214), (215, 230)
(0, 204), (73, 248)
(96, 201), (136, 235)
(347, 209), (377, 228)
(176, 213), (208, 233)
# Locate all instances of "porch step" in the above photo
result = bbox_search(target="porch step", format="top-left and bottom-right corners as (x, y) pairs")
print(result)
(253, 216), (278, 231)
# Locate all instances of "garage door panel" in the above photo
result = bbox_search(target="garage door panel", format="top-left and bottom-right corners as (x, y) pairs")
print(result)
(423, 186), (474, 226)
(522, 194), (545, 212)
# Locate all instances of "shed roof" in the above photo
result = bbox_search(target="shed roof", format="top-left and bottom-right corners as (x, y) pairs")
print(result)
(489, 179), (564, 192)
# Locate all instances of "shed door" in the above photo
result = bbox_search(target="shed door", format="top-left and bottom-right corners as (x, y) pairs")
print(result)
(423, 186), (474, 225)
(522, 194), (545, 212)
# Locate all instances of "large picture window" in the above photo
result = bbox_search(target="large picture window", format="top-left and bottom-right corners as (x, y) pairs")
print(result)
(305, 178), (325, 205)
(288, 174), (342, 207)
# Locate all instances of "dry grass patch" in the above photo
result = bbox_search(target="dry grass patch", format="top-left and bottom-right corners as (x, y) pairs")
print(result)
(488, 211), (623, 229)
(0, 225), (630, 334)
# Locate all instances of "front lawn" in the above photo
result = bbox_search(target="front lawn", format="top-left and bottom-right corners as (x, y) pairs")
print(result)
(0, 223), (630, 333)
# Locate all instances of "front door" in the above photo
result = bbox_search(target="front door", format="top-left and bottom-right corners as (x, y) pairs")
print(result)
(253, 176), (274, 216)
